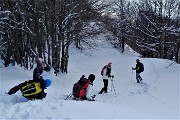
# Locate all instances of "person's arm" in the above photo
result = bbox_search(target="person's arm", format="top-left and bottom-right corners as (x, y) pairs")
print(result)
(102, 68), (108, 79)
(38, 78), (46, 90)
(85, 84), (95, 101)
(8, 84), (20, 95)
(132, 64), (139, 70)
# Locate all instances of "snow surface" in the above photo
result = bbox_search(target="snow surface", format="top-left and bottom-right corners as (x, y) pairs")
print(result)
(0, 36), (180, 120)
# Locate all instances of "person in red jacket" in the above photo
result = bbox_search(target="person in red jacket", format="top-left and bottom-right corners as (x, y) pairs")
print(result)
(72, 74), (96, 101)
(79, 74), (96, 101)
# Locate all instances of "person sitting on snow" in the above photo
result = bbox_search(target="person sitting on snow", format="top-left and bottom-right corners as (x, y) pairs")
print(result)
(7, 77), (52, 100)
(72, 74), (96, 101)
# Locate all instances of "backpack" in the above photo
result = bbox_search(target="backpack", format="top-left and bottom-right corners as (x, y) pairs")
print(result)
(20, 81), (42, 97)
(72, 76), (89, 98)
(101, 66), (106, 76)
(139, 63), (144, 72)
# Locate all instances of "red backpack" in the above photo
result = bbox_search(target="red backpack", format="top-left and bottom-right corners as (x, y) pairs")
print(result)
(79, 81), (90, 99)
(72, 76), (90, 98)
(101, 65), (106, 76)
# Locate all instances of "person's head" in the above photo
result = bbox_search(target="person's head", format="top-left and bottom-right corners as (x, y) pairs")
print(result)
(107, 62), (112, 69)
(88, 74), (95, 83)
(136, 59), (140, 63)
(45, 79), (52, 88)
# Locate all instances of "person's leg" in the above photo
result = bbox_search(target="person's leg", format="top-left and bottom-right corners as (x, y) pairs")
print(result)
(99, 88), (104, 94)
(138, 74), (143, 81)
(99, 79), (106, 94)
(104, 80), (108, 92)
(136, 73), (140, 83)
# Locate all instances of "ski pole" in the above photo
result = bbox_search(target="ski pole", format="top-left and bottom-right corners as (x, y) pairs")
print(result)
(110, 76), (114, 92)
(64, 93), (72, 100)
(111, 77), (113, 92)
(110, 77), (117, 95)
(131, 69), (133, 83)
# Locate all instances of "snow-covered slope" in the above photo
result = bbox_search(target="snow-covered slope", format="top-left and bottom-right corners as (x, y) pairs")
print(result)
(0, 36), (179, 119)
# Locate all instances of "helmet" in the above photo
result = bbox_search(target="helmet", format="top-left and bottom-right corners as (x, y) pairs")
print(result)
(45, 79), (52, 87)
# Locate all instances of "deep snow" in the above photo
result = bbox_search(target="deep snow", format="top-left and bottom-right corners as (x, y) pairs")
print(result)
(0, 36), (180, 119)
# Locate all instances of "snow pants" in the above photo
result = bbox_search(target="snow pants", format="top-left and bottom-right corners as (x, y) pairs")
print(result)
(136, 73), (142, 83)
(99, 79), (108, 93)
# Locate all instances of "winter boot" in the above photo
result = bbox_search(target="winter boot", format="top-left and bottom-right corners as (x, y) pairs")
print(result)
(99, 88), (104, 94)
(138, 76), (143, 81)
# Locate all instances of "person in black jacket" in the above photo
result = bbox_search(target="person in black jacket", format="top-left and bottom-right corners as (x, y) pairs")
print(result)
(33, 58), (51, 80)
(132, 59), (143, 83)
(33, 58), (45, 80)
(7, 77), (52, 100)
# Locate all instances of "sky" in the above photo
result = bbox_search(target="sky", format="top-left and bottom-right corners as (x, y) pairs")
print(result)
(0, 33), (180, 119)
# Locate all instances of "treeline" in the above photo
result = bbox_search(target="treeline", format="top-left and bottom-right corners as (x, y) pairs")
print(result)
(101, 0), (180, 63)
(0, 0), (101, 74)
(0, 0), (179, 74)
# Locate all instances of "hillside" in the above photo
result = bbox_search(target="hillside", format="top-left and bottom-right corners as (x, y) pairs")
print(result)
(0, 36), (179, 119)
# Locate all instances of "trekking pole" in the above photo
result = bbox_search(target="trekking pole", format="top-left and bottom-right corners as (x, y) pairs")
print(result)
(131, 69), (133, 83)
(166, 61), (176, 68)
(110, 76), (113, 92)
(111, 80), (113, 92)
(64, 93), (72, 100)
(110, 76), (117, 95)
(110, 78), (113, 92)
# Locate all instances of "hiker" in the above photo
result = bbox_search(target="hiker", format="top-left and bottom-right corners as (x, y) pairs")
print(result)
(132, 59), (144, 83)
(99, 62), (112, 94)
(7, 77), (52, 100)
(72, 74), (96, 101)
(33, 57), (45, 80)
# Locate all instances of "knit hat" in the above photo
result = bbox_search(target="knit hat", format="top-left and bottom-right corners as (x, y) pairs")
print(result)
(88, 74), (95, 83)
(136, 59), (140, 62)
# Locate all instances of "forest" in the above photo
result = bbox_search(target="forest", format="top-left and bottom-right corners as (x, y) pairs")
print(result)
(0, 0), (179, 74)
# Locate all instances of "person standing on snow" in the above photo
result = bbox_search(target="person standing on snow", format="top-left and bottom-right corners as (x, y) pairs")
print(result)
(132, 59), (144, 83)
(99, 62), (112, 94)
(33, 57), (45, 80)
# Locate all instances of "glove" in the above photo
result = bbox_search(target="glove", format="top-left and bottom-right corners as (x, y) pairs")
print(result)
(91, 95), (96, 99)
(108, 75), (111, 78)
(44, 67), (50, 71)
(90, 95), (96, 101)
(88, 98), (95, 101)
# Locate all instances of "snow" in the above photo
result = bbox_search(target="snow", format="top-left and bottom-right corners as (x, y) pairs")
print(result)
(0, 37), (180, 119)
